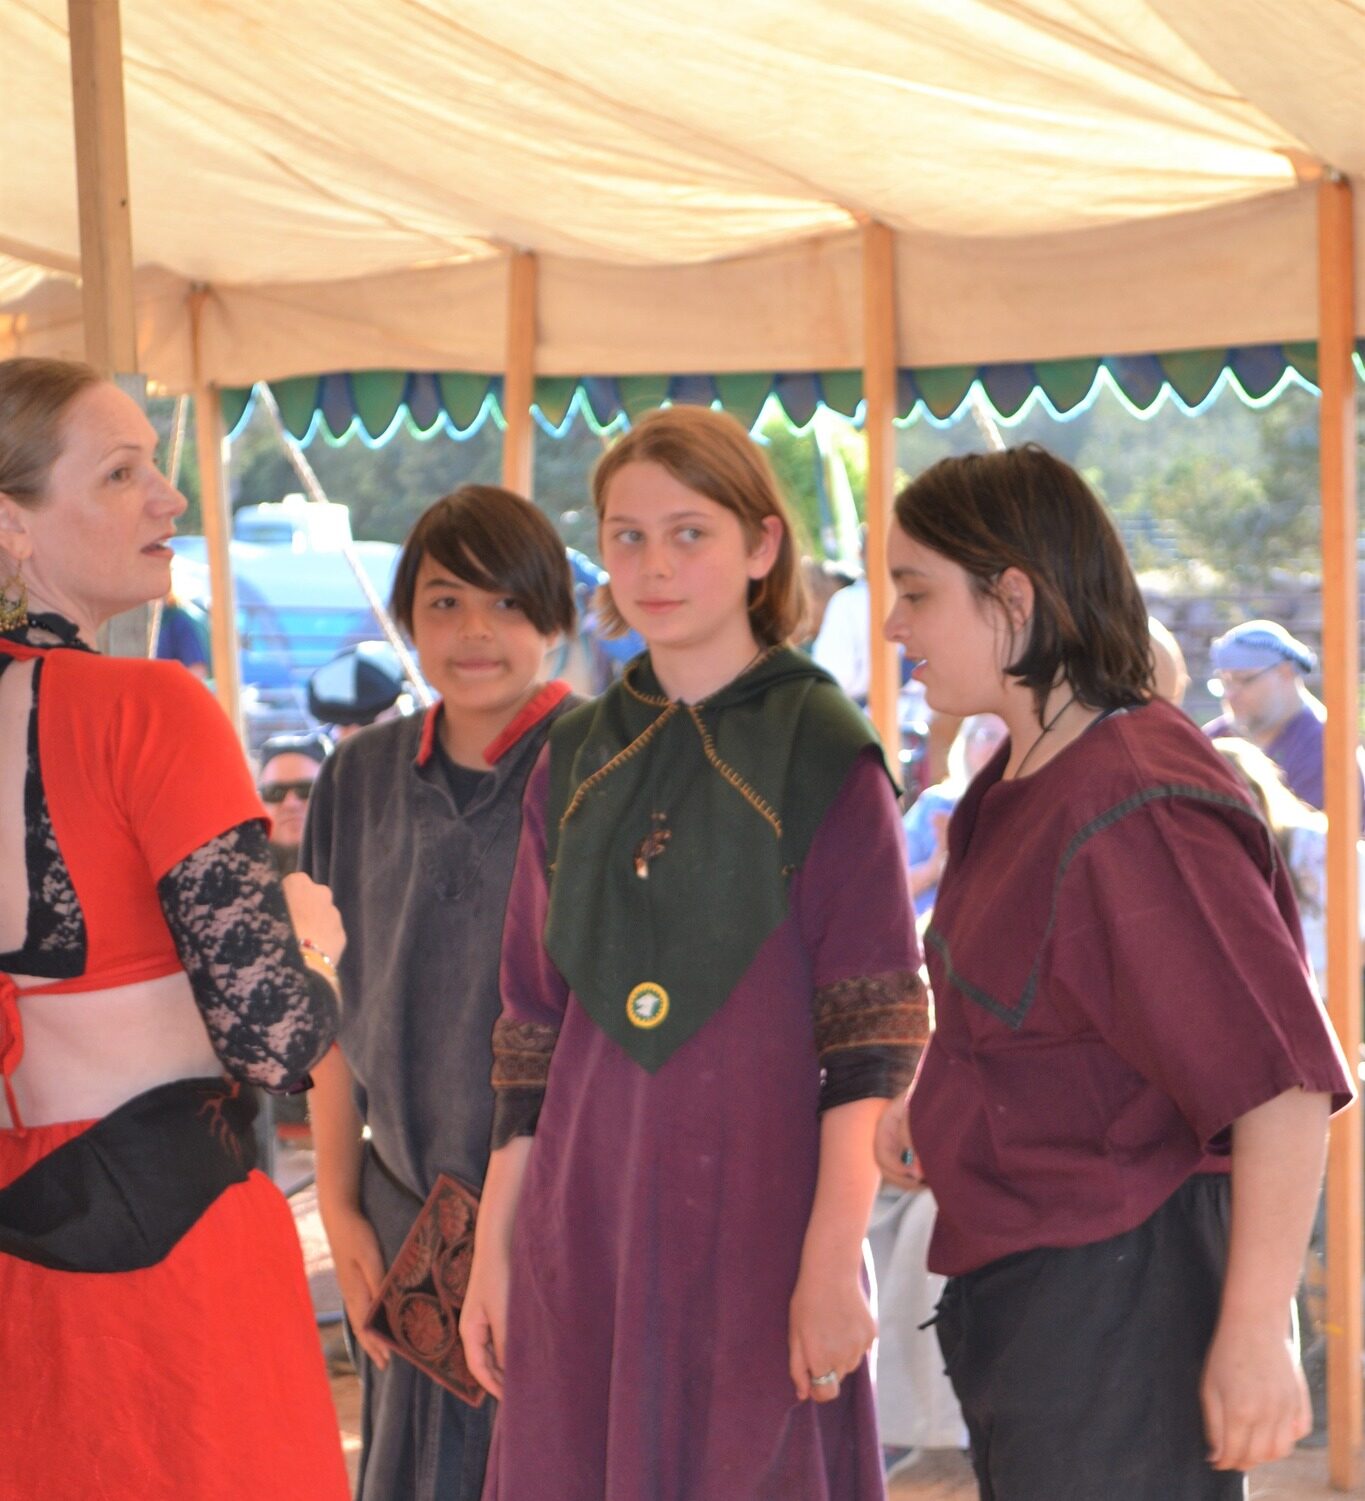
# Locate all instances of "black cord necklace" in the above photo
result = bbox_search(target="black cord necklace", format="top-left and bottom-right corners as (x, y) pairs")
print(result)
(1012, 691), (1078, 779)
(0, 611), (94, 652)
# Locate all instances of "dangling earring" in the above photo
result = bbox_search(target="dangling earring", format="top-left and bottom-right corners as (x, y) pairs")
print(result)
(0, 567), (28, 632)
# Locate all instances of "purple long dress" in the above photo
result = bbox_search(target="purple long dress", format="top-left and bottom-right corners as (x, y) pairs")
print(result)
(483, 749), (919, 1501)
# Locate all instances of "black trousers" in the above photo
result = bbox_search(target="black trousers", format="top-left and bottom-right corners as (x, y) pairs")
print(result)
(935, 1175), (1247, 1501)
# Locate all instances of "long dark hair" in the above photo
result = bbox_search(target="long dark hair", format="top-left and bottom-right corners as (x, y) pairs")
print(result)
(894, 445), (1153, 718)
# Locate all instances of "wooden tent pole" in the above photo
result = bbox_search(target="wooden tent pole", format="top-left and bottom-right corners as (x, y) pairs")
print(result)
(1318, 171), (1362, 1492)
(861, 221), (900, 762)
(193, 389), (242, 738)
(68, 0), (151, 660)
(502, 251), (537, 495)
(67, 0), (137, 377)
(189, 289), (243, 739)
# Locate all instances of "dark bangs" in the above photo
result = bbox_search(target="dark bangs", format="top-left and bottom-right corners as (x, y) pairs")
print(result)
(391, 485), (576, 638)
(894, 445), (1154, 717)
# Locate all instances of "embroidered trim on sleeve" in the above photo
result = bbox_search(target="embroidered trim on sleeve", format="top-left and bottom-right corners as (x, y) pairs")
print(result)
(813, 969), (930, 1059)
(490, 1016), (560, 1090)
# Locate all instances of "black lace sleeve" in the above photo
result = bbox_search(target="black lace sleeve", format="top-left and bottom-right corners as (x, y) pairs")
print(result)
(157, 819), (339, 1092)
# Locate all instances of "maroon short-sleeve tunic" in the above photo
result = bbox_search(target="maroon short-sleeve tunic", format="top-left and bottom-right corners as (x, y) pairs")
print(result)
(911, 698), (1354, 1278)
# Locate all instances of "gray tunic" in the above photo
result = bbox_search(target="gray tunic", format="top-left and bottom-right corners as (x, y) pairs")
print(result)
(300, 685), (574, 1501)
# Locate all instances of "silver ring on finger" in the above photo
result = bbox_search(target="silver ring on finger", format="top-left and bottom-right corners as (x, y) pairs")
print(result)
(810, 1370), (839, 1388)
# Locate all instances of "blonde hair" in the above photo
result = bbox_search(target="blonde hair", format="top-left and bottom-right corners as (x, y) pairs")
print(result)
(1148, 616), (1188, 705)
(1212, 736), (1322, 902)
(590, 406), (806, 647)
(0, 357), (102, 507)
(946, 714), (1006, 790)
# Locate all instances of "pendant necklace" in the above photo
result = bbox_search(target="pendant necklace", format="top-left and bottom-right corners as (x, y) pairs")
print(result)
(634, 812), (672, 879)
(632, 640), (767, 879)
(1012, 691), (1077, 779)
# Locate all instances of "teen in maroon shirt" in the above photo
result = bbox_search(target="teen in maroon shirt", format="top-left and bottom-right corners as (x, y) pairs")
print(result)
(875, 445), (1353, 1500)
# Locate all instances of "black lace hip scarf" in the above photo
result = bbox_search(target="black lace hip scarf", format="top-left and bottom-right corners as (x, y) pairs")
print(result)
(0, 1076), (258, 1272)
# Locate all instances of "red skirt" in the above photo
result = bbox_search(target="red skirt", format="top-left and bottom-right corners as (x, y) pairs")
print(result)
(0, 1119), (350, 1500)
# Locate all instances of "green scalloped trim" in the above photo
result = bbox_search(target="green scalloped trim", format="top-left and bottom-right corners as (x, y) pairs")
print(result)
(1156, 349), (1229, 406)
(534, 376), (578, 427)
(270, 376), (323, 440)
(350, 371), (408, 439)
(438, 373), (493, 430)
(913, 365), (977, 421)
(1032, 358), (1101, 413)
(819, 370), (862, 417)
(220, 386), (252, 433)
(224, 340), (1361, 449)
(712, 373), (772, 429)
(1283, 341), (1318, 387)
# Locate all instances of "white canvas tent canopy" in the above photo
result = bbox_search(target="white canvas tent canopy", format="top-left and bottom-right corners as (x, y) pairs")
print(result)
(2, 0), (1362, 1483)
(2, 1), (1364, 386)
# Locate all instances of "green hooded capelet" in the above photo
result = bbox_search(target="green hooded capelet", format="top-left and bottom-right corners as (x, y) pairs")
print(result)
(543, 646), (889, 1071)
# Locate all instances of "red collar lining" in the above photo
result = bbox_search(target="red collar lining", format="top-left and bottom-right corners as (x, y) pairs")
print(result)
(414, 680), (572, 768)
(415, 702), (441, 766)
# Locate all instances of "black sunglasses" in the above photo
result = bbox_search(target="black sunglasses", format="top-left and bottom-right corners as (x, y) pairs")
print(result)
(259, 779), (315, 804)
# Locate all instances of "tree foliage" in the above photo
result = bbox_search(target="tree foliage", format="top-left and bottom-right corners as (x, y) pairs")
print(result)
(159, 378), (1360, 591)
(893, 379), (1358, 588)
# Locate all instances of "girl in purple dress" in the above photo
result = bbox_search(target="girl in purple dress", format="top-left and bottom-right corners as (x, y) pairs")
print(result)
(462, 406), (927, 1500)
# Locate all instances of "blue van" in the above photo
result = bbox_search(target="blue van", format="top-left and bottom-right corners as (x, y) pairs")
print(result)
(170, 519), (401, 749)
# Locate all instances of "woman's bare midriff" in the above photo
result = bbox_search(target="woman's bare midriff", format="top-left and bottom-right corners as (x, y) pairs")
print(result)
(0, 969), (222, 1128)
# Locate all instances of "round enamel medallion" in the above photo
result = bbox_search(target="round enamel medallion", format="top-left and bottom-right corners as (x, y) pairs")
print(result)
(625, 982), (670, 1030)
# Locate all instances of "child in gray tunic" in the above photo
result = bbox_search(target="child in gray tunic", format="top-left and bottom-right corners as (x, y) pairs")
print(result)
(301, 485), (578, 1501)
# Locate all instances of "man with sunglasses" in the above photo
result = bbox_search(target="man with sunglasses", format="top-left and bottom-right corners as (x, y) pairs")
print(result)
(1203, 618), (1363, 826)
(257, 730), (332, 876)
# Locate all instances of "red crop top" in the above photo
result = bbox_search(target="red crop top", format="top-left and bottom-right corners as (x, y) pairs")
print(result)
(1, 640), (266, 993)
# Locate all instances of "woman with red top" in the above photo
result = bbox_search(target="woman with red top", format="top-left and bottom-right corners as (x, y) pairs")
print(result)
(875, 445), (1354, 1501)
(0, 357), (349, 1498)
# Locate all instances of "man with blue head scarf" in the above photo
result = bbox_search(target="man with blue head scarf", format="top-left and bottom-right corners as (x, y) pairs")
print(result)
(1203, 618), (1363, 824)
